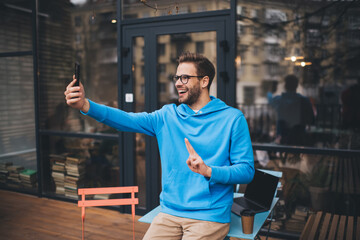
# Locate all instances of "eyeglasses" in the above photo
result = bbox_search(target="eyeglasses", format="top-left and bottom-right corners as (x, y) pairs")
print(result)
(172, 74), (204, 84)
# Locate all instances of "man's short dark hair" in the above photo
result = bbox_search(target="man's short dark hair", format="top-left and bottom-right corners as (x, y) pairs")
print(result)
(284, 74), (299, 92)
(177, 52), (215, 90)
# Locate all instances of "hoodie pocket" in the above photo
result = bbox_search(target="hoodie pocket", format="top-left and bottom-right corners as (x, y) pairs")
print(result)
(162, 169), (212, 210)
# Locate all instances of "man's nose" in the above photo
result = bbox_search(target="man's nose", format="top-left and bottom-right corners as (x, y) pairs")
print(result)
(175, 79), (183, 87)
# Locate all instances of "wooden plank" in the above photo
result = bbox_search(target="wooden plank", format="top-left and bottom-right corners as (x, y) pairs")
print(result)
(319, 212), (332, 240)
(300, 213), (315, 240)
(78, 198), (139, 207)
(346, 216), (354, 240)
(337, 215), (346, 239)
(328, 215), (339, 240)
(308, 211), (323, 240)
(78, 186), (138, 195)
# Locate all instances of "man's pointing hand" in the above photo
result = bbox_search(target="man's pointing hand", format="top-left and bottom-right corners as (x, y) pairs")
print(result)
(185, 138), (212, 178)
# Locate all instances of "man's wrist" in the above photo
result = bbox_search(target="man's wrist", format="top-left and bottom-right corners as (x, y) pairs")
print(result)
(205, 166), (212, 178)
(81, 99), (90, 113)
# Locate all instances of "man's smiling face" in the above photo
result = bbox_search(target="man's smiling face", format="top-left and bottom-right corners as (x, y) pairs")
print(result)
(175, 62), (202, 106)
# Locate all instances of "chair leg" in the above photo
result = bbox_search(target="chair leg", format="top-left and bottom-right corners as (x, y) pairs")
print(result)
(265, 212), (274, 240)
(264, 205), (276, 240)
(82, 217), (84, 240)
(82, 207), (85, 240)
(132, 204), (135, 240)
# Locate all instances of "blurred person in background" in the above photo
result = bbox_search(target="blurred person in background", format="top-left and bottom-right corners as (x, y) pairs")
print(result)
(268, 75), (315, 146)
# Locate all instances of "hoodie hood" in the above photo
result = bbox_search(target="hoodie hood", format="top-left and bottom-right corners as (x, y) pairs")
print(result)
(177, 96), (230, 117)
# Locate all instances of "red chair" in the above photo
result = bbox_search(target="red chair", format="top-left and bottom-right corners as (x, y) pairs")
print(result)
(78, 186), (139, 240)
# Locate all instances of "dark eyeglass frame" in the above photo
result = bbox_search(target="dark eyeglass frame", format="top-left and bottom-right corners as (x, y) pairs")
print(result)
(173, 74), (204, 84)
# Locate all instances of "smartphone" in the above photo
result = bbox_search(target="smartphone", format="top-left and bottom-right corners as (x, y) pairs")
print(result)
(74, 62), (80, 86)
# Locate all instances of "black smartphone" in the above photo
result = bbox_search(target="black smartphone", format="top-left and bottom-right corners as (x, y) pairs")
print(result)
(74, 62), (80, 86)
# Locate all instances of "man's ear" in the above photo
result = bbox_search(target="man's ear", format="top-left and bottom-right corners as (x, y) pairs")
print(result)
(202, 76), (209, 89)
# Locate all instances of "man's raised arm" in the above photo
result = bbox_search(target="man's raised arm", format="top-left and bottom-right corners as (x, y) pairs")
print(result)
(64, 75), (164, 137)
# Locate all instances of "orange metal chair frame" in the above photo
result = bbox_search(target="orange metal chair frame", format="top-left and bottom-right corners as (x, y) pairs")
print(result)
(78, 186), (139, 240)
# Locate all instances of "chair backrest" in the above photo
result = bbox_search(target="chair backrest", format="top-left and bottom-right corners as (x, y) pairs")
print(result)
(300, 211), (359, 240)
(78, 186), (139, 240)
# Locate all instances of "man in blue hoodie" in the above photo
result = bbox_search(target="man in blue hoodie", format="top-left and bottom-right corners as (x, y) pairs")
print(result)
(65, 52), (254, 239)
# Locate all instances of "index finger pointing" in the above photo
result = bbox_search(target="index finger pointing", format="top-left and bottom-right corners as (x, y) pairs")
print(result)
(184, 138), (196, 155)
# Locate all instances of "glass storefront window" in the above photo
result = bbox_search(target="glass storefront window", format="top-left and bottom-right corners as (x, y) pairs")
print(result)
(42, 135), (120, 199)
(0, 56), (36, 192)
(122, 0), (230, 20)
(0, 2), (32, 52)
(0, 57), (35, 155)
(39, 0), (118, 134)
(234, 2), (360, 236)
(236, 1), (360, 151)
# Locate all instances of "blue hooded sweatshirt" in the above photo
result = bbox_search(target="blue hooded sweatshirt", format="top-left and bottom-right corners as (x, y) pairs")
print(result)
(83, 96), (254, 223)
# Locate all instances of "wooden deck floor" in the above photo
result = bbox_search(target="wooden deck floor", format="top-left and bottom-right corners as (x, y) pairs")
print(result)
(0, 189), (283, 240)
(0, 189), (149, 240)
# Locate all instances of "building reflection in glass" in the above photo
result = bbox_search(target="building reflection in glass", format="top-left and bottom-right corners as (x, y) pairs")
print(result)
(235, 0), (360, 150)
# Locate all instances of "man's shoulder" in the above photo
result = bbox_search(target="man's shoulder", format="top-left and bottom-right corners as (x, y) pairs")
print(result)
(153, 103), (178, 115)
(220, 105), (245, 119)
(163, 103), (178, 110)
(155, 103), (175, 110)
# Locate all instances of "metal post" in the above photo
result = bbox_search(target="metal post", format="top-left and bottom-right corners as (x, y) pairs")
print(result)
(32, 0), (41, 197)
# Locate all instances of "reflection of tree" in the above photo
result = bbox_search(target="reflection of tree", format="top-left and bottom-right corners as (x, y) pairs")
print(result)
(237, 1), (360, 88)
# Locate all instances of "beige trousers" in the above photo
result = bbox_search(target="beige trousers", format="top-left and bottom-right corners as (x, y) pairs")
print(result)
(142, 213), (230, 240)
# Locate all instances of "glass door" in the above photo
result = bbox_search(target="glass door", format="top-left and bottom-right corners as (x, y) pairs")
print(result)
(122, 14), (233, 214)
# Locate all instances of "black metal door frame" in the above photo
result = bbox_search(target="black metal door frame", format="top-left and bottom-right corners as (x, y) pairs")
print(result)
(121, 11), (236, 214)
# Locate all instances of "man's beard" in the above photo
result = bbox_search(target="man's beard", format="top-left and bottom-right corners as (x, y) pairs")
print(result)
(179, 84), (201, 106)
